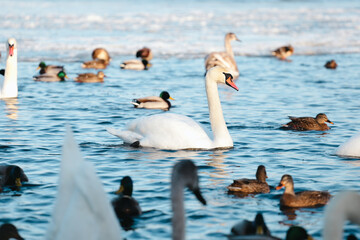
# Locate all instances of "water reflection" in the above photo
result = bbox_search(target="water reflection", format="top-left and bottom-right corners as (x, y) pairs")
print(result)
(205, 150), (229, 186)
(3, 98), (19, 120)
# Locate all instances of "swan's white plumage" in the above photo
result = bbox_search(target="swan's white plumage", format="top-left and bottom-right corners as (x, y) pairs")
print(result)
(107, 66), (237, 150)
(0, 38), (17, 99)
(335, 132), (360, 157)
(46, 126), (122, 240)
(323, 191), (360, 240)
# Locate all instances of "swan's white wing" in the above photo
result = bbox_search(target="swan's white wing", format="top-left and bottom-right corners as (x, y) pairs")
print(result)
(335, 132), (360, 157)
(46, 126), (122, 240)
(108, 113), (213, 150)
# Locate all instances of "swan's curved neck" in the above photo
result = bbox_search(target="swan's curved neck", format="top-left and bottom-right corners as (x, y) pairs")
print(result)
(205, 76), (233, 148)
(224, 37), (234, 59)
(0, 49), (18, 99)
(171, 177), (185, 240)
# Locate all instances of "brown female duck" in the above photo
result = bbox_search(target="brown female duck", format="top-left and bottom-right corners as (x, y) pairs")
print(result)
(276, 174), (331, 208)
(280, 113), (333, 131)
(74, 71), (105, 83)
(325, 60), (337, 69)
(227, 165), (270, 194)
(272, 45), (294, 60)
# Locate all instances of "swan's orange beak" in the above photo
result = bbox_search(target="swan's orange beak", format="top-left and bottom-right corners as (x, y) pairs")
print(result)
(9, 45), (14, 57)
(226, 76), (239, 91)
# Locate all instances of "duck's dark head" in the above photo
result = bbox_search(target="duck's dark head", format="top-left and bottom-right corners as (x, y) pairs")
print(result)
(116, 176), (134, 196)
(256, 165), (268, 183)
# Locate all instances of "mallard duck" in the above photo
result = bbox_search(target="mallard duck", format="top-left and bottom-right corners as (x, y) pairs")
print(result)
(120, 59), (151, 71)
(136, 47), (153, 61)
(323, 191), (360, 240)
(36, 61), (64, 75)
(227, 165), (270, 194)
(171, 160), (206, 240)
(46, 126), (122, 239)
(286, 226), (313, 240)
(107, 66), (239, 150)
(0, 223), (24, 240)
(324, 60), (337, 69)
(33, 70), (68, 82)
(280, 113), (333, 131)
(111, 176), (142, 220)
(205, 32), (240, 78)
(92, 48), (111, 62)
(0, 164), (28, 188)
(131, 91), (174, 111)
(272, 45), (294, 60)
(74, 71), (105, 83)
(230, 213), (273, 237)
(82, 59), (109, 69)
(276, 174), (331, 208)
(0, 38), (17, 99)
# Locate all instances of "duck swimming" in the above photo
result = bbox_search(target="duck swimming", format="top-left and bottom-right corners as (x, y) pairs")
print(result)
(107, 66), (238, 150)
(131, 91), (174, 111)
(227, 165), (270, 194)
(205, 32), (240, 78)
(74, 71), (105, 83)
(276, 174), (331, 208)
(0, 164), (28, 190)
(324, 60), (337, 69)
(120, 59), (151, 71)
(112, 176), (142, 220)
(272, 45), (294, 60)
(280, 113), (333, 131)
(0, 38), (17, 99)
(33, 70), (68, 82)
(37, 61), (64, 75)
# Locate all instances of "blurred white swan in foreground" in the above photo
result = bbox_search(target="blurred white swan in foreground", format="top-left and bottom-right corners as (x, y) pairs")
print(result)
(335, 132), (360, 158)
(171, 160), (206, 240)
(323, 191), (360, 239)
(46, 126), (122, 240)
(0, 38), (17, 99)
(107, 66), (238, 150)
(205, 33), (240, 78)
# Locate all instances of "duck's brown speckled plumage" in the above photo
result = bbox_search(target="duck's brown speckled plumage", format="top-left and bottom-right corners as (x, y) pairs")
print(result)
(276, 174), (331, 208)
(227, 165), (270, 194)
(75, 71), (105, 83)
(325, 60), (337, 69)
(272, 45), (294, 60)
(82, 59), (109, 69)
(281, 113), (333, 131)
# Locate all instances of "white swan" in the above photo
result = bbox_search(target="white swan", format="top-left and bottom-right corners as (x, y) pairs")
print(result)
(0, 38), (17, 99)
(323, 191), (360, 239)
(205, 33), (240, 78)
(107, 66), (238, 150)
(335, 132), (360, 158)
(171, 160), (206, 240)
(46, 126), (122, 240)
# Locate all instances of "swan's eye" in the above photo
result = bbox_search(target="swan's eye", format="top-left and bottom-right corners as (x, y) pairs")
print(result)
(223, 73), (233, 81)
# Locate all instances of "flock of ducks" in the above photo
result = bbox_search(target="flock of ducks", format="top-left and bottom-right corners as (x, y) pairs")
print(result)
(0, 34), (358, 239)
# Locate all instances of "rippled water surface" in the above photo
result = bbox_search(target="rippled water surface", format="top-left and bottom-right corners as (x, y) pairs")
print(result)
(1, 0), (360, 239)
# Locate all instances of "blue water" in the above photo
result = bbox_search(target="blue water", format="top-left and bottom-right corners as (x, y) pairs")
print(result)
(1, 0), (360, 239)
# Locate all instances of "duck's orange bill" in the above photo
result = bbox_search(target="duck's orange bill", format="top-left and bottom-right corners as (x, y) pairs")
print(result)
(9, 45), (14, 57)
(169, 97), (175, 100)
(275, 184), (284, 190)
(328, 121), (334, 125)
(226, 77), (239, 91)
